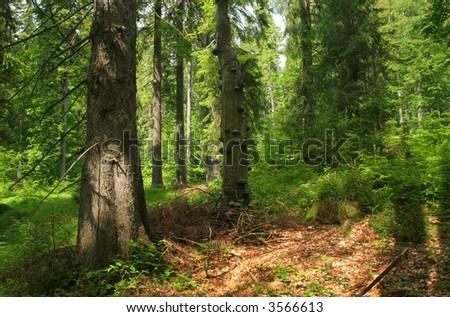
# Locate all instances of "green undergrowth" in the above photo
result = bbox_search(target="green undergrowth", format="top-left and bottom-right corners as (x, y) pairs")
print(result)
(73, 242), (170, 296)
(144, 185), (176, 206)
(0, 185), (78, 296)
(1, 138), (449, 295)
(249, 164), (315, 213)
(0, 182), (79, 231)
(301, 168), (376, 225)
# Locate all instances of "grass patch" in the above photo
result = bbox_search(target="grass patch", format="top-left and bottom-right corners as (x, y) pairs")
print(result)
(0, 186), (79, 232)
(144, 186), (176, 206)
(249, 164), (315, 212)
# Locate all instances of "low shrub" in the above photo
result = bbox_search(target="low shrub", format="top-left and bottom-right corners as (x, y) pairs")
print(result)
(304, 168), (375, 224)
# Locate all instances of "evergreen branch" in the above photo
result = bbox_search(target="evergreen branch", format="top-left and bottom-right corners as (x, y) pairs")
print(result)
(38, 8), (92, 78)
(9, 2), (63, 55)
(42, 0), (78, 45)
(1, 2), (93, 50)
(39, 84), (86, 130)
(48, 38), (90, 73)
(57, 178), (82, 194)
(53, 36), (90, 61)
(39, 79), (87, 124)
(28, 9), (91, 99)
(9, 114), (87, 190)
(60, 84), (86, 120)
(5, 68), (40, 105)
(26, 142), (99, 218)
(5, 10), (91, 105)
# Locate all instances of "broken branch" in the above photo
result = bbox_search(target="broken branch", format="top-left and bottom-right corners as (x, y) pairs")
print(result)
(355, 247), (409, 297)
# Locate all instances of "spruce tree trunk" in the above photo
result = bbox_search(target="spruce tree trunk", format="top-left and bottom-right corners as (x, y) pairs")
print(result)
(186, 62), (192, 167)
(299, 0), (315, 131)
(416, 84), (423, 128)
(215, 0), (250, 207)
(151, 0), (163, 187)
(78, 0), (149, 270)
(175, 0), (187, 189)
(60, 72), (68, 180)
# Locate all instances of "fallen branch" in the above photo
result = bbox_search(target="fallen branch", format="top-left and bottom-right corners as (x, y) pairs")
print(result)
(355, 247), (409, 297)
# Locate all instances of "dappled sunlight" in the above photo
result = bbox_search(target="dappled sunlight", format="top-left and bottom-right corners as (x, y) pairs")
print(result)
(133, 218), (395, 297)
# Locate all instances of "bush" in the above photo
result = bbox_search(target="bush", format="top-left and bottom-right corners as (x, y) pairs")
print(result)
(78, 242), (169, 296)
(0, 218), (77, 296)
(304, 168), (375, 224)
(359, 140), (428, 243)
(249, 164), (315, 212)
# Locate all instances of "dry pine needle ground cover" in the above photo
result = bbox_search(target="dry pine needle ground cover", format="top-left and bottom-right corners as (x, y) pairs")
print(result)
(135, 199), (450, 297)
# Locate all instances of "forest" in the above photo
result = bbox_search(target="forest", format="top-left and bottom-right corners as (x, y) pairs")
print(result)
(0, 0), (449, 297)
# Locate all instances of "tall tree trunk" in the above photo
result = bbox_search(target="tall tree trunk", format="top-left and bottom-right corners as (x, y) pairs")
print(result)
(17, 132), (23, 180)
(215, 0), (250, 207)
(416, 84), (423, 128)
(399, 106), (404, 125)
(151, 0), (163, 187)
(398, 79), (404, 125)
(60, 72), (68, 180)
(78, 0), (149, 270)
(175, 0), (187, 189)
(186, 61), (192, 167)
(299, 0), (315, 130)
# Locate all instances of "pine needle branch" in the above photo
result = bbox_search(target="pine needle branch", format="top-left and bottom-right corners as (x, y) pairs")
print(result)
(1, 2), (93, 50)
(9, 114), (87, 190)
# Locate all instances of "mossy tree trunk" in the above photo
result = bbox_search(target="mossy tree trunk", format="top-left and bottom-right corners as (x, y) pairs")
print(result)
(215, 0), (250, 207)
(78, 0), (150, 270)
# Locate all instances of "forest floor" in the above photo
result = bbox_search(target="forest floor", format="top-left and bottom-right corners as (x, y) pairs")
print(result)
(2, 185), (450, 297)
(133, 202), (450, 297)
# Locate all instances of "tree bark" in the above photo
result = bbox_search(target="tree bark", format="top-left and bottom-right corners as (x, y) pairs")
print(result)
(299, 0), (315, 130)
(60, 72), (68, 180)
(78, 0), (149, 270)
(215, 0), (250, 207)
(416, 84), (423, 128)
(175, 0), (187, 189)
(151, 0), (163, 187)
(398, 82), (404, 125)
(186, 61), (192, 167)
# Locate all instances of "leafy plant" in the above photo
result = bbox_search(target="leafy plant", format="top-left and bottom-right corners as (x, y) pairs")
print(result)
(273, 265), (294, 284)
(81, 241), (169, 296)
(304, 168), (375, 224)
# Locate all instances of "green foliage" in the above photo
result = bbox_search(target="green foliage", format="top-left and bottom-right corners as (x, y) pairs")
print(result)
(301, 168), (376, 224)
(0, 216), (77, 296)
(0, 184), (79, 230)
(317, 169), (374, 210)
(272, 265), (294, 284)
(0, 147), (20, 184)
(358, 124), (440, 243)
(80, 242), (169, 296)
(1, 1), (90, 186)
(1, 0), (449, 297)
(283, 0), (387, 146)
(144, 186), (176, 206)
(422, 0), (450, 44)
(0, 183), (79, 296)
(249, 164), (315, 213)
